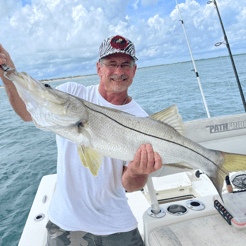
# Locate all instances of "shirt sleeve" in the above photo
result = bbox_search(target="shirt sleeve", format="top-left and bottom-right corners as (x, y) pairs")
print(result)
(56, 82), (70, 93)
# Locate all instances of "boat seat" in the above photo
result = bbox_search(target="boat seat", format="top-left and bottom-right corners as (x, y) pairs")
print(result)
(148, 214), (246, 246)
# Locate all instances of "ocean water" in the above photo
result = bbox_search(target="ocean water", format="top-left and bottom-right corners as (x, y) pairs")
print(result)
(0, 54), (246, 245)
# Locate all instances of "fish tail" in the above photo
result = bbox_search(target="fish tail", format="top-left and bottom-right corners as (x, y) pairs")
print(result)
(210, 152), (246, 201)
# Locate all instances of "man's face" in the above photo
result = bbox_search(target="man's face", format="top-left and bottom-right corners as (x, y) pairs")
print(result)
(97, 53), (137, 94)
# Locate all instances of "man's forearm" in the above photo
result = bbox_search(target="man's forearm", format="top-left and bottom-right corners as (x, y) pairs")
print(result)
(0, 44), (32, 122)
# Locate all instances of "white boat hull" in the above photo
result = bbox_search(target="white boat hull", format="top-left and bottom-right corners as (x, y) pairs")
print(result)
(18, 113), (246, 245)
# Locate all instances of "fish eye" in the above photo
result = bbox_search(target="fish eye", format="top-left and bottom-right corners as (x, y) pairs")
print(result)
(44, 83), (51, 88)
(78, 122), (83, 127)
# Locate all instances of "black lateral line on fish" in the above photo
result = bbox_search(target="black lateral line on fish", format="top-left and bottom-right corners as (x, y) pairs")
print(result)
(84, 104), (225, 172)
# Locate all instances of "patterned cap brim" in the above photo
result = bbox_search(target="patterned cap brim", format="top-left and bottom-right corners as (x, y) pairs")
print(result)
(99, 50), (138, 61)
(99, 35), (138, 62)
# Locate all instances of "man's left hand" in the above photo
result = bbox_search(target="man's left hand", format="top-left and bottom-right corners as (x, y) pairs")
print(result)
(127, 143), (162, 176)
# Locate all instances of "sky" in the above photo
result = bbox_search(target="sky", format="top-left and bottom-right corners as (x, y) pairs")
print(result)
(0, 0), (246, 82)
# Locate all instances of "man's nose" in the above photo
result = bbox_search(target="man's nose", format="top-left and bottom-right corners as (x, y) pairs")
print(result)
(114, 65), (124, 76)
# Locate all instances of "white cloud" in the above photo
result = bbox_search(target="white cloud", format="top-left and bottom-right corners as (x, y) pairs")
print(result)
(130, 0), (159, 9)
(1, 0), (123, 78)
(240, 7), (246, 20)
(131, 0), (140, 10)
(0, 0), (245, 81)
(147, 14), (164, 31)
(0, 0), (21, 19)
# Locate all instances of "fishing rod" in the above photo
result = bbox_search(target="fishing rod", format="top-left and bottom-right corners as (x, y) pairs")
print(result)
(208, 0), (246, 113)
(176, 0), (211, 118)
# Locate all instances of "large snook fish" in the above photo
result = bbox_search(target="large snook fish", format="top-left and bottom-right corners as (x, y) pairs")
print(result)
(6, 71), (246, 199)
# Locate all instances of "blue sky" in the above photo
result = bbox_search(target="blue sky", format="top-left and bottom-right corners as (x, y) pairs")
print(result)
(21, 0), (32, 6)
(0, 0), (245, 83)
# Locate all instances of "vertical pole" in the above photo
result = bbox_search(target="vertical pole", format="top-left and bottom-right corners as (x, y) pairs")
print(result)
(210, 0), (246, 112)
(146, 178), (161, 214)
(176, 0), (211, 118)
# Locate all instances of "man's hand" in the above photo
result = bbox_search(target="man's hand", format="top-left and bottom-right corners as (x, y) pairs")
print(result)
(0, 44), (32, 121)
(122, 144), (162, 192)
(0, 44), (16, 78)
(127, 143), (162, 176)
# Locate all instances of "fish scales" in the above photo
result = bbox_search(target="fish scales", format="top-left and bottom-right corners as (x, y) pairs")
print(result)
(5, 71), (246, 200)
(83, 100), (222, 175)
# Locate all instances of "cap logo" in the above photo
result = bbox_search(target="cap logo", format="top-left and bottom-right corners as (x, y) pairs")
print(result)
(110, 35), (128, 50)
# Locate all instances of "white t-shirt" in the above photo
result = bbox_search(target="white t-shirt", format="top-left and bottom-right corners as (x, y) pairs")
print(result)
(48, 82), (148, 235)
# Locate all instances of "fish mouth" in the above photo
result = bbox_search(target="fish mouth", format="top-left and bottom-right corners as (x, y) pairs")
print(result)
(8, 72), (44, 92)
(8, 72), (67, 114)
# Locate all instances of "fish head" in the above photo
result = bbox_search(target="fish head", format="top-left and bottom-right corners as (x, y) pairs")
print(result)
(8, 72), (86, 117)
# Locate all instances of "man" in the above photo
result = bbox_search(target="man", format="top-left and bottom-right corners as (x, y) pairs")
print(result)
(0, 35), (162, 246)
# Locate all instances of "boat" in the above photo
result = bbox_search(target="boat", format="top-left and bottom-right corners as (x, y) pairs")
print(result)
(18, 112), (246, 246)
(18, 1), (246, 245)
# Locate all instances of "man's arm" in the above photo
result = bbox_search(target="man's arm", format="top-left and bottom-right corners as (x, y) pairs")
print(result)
(0, 44), (32, 122)
(122, 143), (162, 192)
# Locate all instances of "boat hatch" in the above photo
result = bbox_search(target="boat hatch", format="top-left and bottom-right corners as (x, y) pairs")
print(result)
(143, 172), (193, 204)
(148, 214), (246, 246)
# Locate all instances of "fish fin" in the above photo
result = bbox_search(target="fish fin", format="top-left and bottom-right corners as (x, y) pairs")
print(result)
(77, 145), (88, 168)
(221, 152), (246, 173)
(209, 152), (246, 202)
(77, 145), (103, 177)
(149, 105), (185, 135)
(209, 172), (226, 202)
(165, 162), (193, 170)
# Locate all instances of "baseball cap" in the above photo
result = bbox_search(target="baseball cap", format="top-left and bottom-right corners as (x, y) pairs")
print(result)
(98, 35), (138, 62)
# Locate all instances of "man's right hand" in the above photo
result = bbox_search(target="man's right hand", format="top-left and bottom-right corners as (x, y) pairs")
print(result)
(0, 44), (16, 79)
(0, 44), (32, 121)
